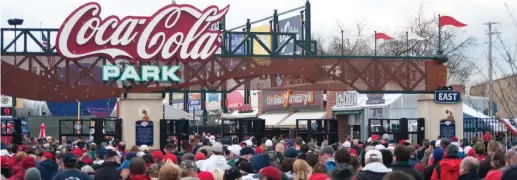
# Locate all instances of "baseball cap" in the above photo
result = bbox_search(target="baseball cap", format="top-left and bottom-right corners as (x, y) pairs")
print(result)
(105, 149), (121, 159)
(212, 142), (223, 153)
(237, 159), (256, 174)
(198, 171), (215, 180)
(365, 149), (383, 162)
(228, 145), (242, 156)
(240, 147), (254, 156)
(318, 146), (334, 156)
(139, 145), (149, 152)
(254, 166), (282, 180)
(62, 152), (77, 164)
(180, 160), (199, 171)
(224, 168), (242, 180)
(265, 140), (273, 147)
(343, 141), (351, 148)
(42, 152), (54, 159)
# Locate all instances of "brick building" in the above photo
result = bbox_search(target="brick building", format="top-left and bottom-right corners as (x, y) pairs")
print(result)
(470, 74), (517, 118)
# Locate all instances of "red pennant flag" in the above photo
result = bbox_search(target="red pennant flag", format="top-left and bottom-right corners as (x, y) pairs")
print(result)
(439, 16), (467, 27)
(375, 32), (392, 40)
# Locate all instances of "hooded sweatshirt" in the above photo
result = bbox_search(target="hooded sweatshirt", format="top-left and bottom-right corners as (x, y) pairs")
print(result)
(37, 159), (59, 180)
(325, 157), (337, 173)
(197, 155), (231, 172)
(430, 158), (462, 180)
(355, 162), (392, 180)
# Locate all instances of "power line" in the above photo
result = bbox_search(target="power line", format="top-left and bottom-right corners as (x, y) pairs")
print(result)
(483, 21), (499, 117)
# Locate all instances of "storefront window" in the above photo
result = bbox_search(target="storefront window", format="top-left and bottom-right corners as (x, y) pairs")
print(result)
(371, 120), (381, 133)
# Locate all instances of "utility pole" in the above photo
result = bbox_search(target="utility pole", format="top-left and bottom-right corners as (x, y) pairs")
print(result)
(483, 21), (498, 117)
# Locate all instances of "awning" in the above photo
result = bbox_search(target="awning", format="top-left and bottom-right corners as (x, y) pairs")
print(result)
(277, 111), (327, 128)
(259, 112), (290, 127)
(164, 105), (193, 120)
(222, 110), (258, 119)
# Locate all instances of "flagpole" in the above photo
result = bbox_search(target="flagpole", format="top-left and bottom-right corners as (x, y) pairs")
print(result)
(374, 31), (377, 56)
(406, 31), (409, 57)
(438, 14), (442, 54)
(40, 23), (43, 52)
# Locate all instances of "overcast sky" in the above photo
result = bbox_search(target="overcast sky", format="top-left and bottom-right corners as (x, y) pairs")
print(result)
(2, 0), (517, 85)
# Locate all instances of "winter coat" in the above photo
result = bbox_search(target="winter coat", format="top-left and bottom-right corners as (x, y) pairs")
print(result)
(484, 169), (503, 180)
(479, 154), (493, 178)
(94, 161), (121, 180)
(424, 160), (440, 180)
(355, 162), (392, 180)
(458, 171), (479, 180)
(408, 158), (419, 167)
(390, 161), (424, 180)
(37, 159), (59, 180)
(7, 169), (24, 180)
(52, 168), (92, 180)
(430, 158), (462, 180)
(197, 155), (231, 172)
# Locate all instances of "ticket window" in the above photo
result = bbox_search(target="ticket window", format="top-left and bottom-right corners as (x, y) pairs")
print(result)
(347, 114), (361, 139)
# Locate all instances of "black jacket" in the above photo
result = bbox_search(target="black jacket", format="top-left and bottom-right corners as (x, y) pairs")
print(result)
(52, 168), (91, 180)
(459, 171), (479, 180)
(390, 161), (424, 180)
(94, 161), (122, 180)
(37, 159), (59, 180)
(479, 155), (493, 178)
(355, 171), (387, 180)
(423, 160), (440, 180)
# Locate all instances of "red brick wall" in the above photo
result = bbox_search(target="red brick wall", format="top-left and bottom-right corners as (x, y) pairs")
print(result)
(326, 91), (336, 118)
(257, 91), (263, 116)
(336, 115), (347, 141)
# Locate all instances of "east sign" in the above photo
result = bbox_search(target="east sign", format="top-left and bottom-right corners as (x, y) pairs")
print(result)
(434, 91), (461, 103)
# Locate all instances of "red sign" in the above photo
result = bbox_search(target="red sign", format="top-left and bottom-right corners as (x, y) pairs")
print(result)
(1, 107), (12, 116)
(56, 2), (229, 62)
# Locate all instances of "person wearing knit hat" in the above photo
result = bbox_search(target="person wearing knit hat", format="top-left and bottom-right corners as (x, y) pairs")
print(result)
(253, 166), (282, 180)
(24, 167), (41, 180)
(423, 148), (443, 180)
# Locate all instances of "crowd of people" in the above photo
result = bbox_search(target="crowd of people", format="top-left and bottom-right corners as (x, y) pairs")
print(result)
(1, 132), (517, 180)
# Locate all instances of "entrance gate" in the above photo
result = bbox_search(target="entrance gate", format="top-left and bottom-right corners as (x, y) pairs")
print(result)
(296, 119), (338, 145)
(368, 118), (425, 145)
(160, 119), (190, 151)
(1, 117), (22, 144)
(59, 118), (122, 145)
(222, 118), (266, 144)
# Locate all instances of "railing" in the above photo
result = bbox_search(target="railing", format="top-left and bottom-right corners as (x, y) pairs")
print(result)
(463, 118), (516, 149)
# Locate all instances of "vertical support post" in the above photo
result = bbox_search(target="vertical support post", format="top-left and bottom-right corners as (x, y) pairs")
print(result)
(272, 10), (279, 55)
(183, 92), (189, 113)
(201, 92), (207, 125)
(341, 30), (344, 55)
(304, 0), (311, 42)
(244, 19), (251, 105)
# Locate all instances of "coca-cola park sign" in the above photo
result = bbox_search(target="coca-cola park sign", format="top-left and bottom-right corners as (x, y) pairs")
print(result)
(56, 2), (229, 62)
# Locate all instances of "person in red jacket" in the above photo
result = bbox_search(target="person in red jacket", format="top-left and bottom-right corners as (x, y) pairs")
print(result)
(431, 145), (462, 180)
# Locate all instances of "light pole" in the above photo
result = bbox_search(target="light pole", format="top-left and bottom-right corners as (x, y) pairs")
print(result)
(7, 18), (23, 118)
(341, 30), (344, 55)
(7, 18), (23, 53)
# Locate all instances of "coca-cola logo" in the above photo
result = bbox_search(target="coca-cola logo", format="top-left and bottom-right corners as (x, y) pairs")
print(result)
(56, 2), (230, 62)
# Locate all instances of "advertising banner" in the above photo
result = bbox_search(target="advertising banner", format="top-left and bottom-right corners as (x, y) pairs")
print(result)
(230, 35), (245, 55)
(252, 24), (271, 55)
(188, 93), (201, 112)
(170, 93), (184, 110)
(366, 94), (385, 105)
(335, 92), (358, 107)
(262, 90), (322, 112)
(206, 93), (221, 110)
(277, 15), (302, 55)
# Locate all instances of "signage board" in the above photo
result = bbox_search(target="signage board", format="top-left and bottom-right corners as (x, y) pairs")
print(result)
(366, 94), (385, 105)
(277, 15), (302, 55)
(262, 90), (322, 112)
(252, 24), (271, 55)
(56, 2), (229, 62)
(435, 91), (461, 103)
(1, 107), (13, 116)
(335, 92), (358, 107)
(206, 93), (221, 110)
(135, 120), (154, 146)
(188, 93), (201, 112)
(1, 96), (12, 108)
(439, 120), (456, 139)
